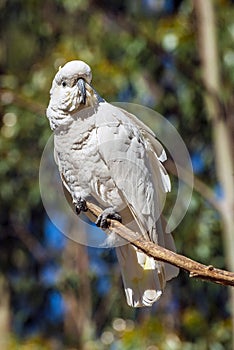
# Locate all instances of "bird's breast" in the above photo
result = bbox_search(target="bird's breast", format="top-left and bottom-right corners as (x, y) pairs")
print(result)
(54, 120), (124, 209)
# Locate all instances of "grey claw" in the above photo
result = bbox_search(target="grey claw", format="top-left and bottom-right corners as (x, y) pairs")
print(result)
(75, 198), (88, 215)
(95, 207), (122, 229)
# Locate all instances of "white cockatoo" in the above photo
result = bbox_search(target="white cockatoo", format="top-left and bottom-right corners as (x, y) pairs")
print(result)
(46, 60), (179, 307)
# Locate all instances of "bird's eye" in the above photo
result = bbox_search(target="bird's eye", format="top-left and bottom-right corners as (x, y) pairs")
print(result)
(62, 81), (67, 87)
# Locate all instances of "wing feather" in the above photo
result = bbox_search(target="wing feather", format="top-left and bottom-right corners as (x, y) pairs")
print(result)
(95, 102), (167, 243)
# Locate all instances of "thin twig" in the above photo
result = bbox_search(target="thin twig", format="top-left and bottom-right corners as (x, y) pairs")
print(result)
(12, 224), (49, 263)
(165, 159), (224, 214)
(85, 201), (234, 287)
(0, 88), (45, 115)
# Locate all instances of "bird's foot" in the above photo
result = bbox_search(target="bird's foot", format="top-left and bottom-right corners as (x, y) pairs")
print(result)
(95, 207), (122, 229)
(75, 197), (88, 215)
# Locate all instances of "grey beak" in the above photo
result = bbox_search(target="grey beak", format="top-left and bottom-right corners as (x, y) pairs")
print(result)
(77, 78), (86, 105)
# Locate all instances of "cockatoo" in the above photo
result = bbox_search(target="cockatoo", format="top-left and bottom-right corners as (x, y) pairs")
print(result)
(46, 60), (179, 307)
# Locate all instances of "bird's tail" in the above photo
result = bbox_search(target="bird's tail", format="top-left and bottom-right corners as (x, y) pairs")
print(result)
(116, 220), (179, 307)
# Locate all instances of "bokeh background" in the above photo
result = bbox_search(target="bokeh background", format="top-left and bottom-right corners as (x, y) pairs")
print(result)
(0, 0), (234, 349)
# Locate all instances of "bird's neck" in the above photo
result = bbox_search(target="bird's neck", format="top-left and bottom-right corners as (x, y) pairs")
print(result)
(47, 86), (105, 132)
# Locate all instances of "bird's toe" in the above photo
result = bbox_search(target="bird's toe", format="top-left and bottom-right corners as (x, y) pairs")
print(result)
(75, 197), (88, 215)
(95, 207), (122, 229)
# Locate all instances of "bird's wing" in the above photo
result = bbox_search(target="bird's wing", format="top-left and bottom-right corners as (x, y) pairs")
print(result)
(53, 143), (72, 198)
(118, 107), (168, 162)
(95, 102), (169, 243)
(118, 107), (171, 193)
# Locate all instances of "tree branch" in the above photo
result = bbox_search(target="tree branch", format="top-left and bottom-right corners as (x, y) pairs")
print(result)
(85, 201), (234, 287)
(165, 159), (224, 214)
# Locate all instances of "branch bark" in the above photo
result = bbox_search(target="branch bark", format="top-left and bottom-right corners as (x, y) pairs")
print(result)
(85, 201), (234, 287)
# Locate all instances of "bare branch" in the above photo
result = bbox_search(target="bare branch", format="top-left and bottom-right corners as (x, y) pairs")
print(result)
(85, 201), (234, 287)
(0, 88), (45, 115)
(12, 224), (49, 263)
(165, 159), (224, 214)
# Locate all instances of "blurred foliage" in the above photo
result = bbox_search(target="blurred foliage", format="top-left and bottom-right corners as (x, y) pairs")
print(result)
(0, 334), (68, 350)
(0, 0), (234, 349)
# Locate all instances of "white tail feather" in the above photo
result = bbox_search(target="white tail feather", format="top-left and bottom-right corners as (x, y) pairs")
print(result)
(116, 218), (179, 307)
(116, 244), (165, 307)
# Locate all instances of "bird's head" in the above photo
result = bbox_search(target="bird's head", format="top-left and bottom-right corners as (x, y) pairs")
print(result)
(47, 60), (96, 129)
(49, 60), (92, 111)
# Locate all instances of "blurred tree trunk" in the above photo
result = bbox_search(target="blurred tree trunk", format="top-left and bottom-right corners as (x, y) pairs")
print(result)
(62, 220), (94, 348)
(0, 275), (11, 342)
(193, 0), (234, 345)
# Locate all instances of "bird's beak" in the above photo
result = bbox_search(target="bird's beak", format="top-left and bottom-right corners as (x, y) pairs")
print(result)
(77, 78), (86, 105)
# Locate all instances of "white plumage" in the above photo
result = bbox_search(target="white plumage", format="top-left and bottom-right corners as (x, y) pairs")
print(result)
(47, 60), (179, 307)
